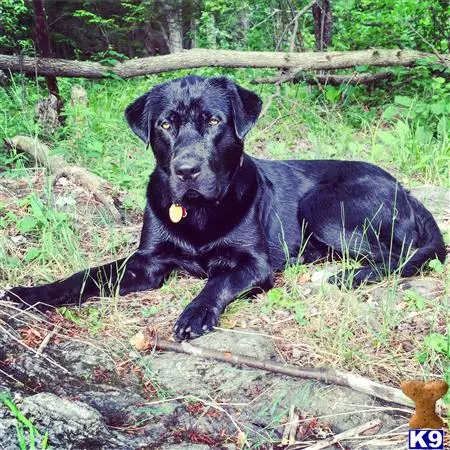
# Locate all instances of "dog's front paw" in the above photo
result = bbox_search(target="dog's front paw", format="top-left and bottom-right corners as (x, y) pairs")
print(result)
(0, 289), (12, 302)
(0, 286), (41, 308)
(173, 301), (220, 341)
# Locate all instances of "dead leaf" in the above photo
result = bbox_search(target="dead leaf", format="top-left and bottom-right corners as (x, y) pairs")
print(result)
(236, 431), (247, 448)
(298, 272), (311, 283)
(130, 331), (151, 351)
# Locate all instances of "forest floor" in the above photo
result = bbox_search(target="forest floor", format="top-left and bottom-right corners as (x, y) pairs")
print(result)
(0, 72), (449, 448)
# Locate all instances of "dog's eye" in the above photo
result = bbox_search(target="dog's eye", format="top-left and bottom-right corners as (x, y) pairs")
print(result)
(208, 118), (220, 126)
(161, 122), (171, 130)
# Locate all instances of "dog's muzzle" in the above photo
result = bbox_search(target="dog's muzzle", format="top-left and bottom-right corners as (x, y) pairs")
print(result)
(173, 157), (202, 182)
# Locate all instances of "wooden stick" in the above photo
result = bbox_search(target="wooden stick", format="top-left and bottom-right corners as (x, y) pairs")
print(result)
(152, 336), (414, 408)
(4, 135), (124, 223)
(300, 419), (382, 450)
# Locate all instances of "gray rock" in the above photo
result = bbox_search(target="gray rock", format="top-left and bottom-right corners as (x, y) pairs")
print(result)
(371, 277), (444, 307)
(398, 278), (444, 301)
(21, 393), (109, 444)
(410, 185), (449, 222)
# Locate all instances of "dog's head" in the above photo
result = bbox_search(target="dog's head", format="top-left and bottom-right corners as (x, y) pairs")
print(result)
(125, 76), (262, 206)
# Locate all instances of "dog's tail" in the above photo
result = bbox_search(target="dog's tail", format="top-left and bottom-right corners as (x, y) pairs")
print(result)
(400, 195), (446, 277)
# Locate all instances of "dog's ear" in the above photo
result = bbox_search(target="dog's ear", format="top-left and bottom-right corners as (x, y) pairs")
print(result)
(126, 85), (166, 143)
(125, 92), (151, 143)
(227, 81), (262, 139)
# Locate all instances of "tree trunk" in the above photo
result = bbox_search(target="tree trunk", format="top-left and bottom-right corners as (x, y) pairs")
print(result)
(167, 14), (183, 53)
(1, 49), (448, 79)
(162, 0), (183, 53)
(32, 0), (60, 99)
(312, 0), (332, 51)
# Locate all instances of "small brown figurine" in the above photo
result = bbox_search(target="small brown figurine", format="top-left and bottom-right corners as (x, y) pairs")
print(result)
(401, 380), (448, 429)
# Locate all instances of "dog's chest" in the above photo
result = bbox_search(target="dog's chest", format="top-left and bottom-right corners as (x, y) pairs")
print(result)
(173, 240), (240, 277)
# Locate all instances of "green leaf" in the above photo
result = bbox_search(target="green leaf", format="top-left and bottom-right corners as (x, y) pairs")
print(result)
(142, 305), (159, 317)
(377, 130), (397, 146)
(18, 215), (37, 233)
(29, 194), (44, 220)
(415, 296), (425, 311)
(428, 258), (445, 273)
(430, 103), (446, 115)
(325, 86), (340, 103)
(23, 247), (40, 262)
(267, 288), (283, 302)
(415, 126), (432, 145)
(42, 432), (49, 449)
(354, 65), (369, 73)
(382, 105), (398, 120)
(394, 95), (413, 107)
(425, 333), (449, 356)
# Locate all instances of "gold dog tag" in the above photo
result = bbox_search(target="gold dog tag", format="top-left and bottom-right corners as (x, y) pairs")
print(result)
(169, 204), (186, 223)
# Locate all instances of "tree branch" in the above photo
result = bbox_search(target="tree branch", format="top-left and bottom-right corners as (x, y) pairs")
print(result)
(252, 71), (396, 86)
(0, 49), (448, 79)
(4, 136), (124, 223)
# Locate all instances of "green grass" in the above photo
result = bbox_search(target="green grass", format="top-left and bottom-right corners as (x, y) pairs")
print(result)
(1, 69), (449, 191)
(0, 70), (448, 446)
(0, 394), (50, 450)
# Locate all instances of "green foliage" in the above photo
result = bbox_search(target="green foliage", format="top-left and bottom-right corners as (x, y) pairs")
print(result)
(416, 332), (450, 405)
(0, 0), (32, 52)
(263, 287), (308, 325)
(428, 258), (446, 273)
(59, 306), (104, 334)
(403, 290), (426, 311)
(334, 0), (449, 52)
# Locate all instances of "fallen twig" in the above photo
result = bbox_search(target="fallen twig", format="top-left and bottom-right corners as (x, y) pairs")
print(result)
(35, 324), (60, 356)
(0, 323), (69, 373)
(259, 84), (281, 118)
(4, 135), (124, 223)
(151, 335), (414, 407)
(300, 419), (382, 450)
(282, 405), (297, 445)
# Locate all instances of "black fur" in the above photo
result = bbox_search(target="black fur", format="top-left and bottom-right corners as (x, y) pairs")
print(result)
(3, 75), (446, 340)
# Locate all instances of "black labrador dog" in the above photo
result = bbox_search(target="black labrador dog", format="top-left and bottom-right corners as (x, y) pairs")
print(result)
(2, 76), (445, 340)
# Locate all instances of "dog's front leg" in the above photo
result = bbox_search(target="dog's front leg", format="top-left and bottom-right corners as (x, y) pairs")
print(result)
(2, 251), (171, 309)
(174, 257), (274, 340)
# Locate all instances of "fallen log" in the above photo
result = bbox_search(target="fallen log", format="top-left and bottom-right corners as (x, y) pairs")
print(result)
(252, 71), (396, 86)
(1, 49), (448, 79)
(4, 136), (124, 223)
(143, 333), (415, 408)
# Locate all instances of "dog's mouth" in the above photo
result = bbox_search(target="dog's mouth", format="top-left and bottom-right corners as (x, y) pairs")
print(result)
(183, 189), (202, 201)
(176, 188), (212, 207)
(181, 189), (205, 205)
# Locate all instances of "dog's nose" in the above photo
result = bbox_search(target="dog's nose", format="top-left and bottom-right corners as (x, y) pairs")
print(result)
(175, 162), (201, 181)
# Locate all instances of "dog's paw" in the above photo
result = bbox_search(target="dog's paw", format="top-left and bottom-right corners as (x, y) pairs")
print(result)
(0, 289), (12, 302)
(0, 286), (40, 308)
(173, 301), (220, 341)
